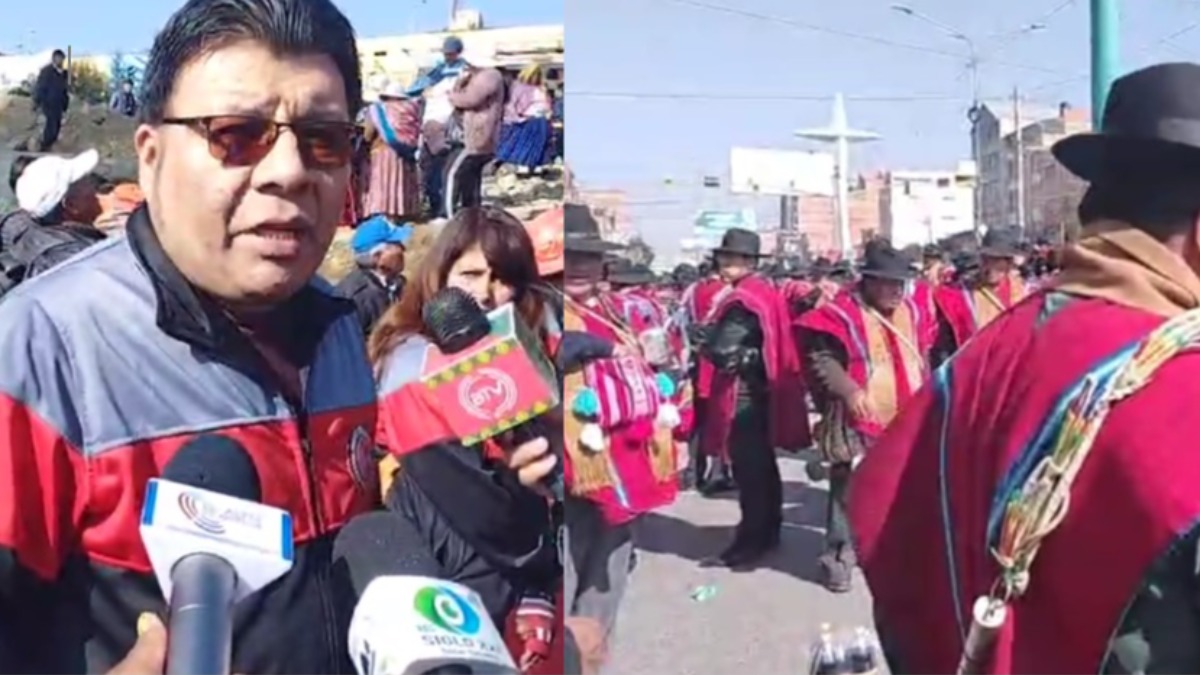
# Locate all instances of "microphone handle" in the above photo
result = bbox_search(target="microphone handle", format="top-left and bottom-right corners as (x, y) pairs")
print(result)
(510, 417), (563, 502)
(166, 553), (238, 675)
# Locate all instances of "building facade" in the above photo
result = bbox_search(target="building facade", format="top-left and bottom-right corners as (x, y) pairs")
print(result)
(577, 188), (633, 242)
(972, 101), (1090, 239)
(880, 164), (975, 248)
(793, 172), (886, 259)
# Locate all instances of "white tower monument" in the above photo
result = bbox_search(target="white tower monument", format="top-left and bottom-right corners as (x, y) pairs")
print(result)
(795, 94), (881, 259)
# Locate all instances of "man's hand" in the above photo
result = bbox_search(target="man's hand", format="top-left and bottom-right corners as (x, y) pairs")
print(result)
(108, 613), (167, 675)
(507, 437), (557, 490)
(847, 390), (878, 424)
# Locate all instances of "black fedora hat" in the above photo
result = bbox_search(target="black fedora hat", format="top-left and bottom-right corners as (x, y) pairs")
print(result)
(606, 259), (657, 286)
(979, 226), (1022, 258)
(712, 228), (765, 258)
(829, 259), (854, 279)
(858, 242), (917, 281)
(1053, 63), (1200, 182)
(564, 203), (622, 254)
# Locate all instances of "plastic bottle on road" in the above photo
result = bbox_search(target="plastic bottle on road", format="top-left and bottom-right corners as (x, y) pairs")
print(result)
(810, 623), (846, 675)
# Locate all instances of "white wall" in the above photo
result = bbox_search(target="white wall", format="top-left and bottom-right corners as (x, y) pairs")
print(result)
(887, 171), (975, 248)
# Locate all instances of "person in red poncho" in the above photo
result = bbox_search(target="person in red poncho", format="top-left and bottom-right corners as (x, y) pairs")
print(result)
(695, 228), (812, 567)
(850, 62), (1200, 674)
(561, 205), (682, 652)
(681, 259), (736, 495)
(797, 241), (931, 592)
(930, 226), (1028, 366)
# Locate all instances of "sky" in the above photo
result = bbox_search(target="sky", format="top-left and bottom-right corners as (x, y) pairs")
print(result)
(0, 0), (562, 55)
(566, 0), (1200, 259)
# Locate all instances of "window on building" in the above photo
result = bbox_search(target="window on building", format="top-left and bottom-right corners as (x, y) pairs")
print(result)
(903, 180), (911, 196)
(937, 178), (951, 188)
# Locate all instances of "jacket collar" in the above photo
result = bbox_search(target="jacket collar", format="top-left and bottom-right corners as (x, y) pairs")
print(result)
(125, 205), (354, 358)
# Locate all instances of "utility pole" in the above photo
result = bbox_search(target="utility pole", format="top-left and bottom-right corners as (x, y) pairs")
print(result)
(449, 0), (460, 28)
(1091, 0), (1119, 126)
(967, 53), (982, 236)
(1013, 86), (1026, 232)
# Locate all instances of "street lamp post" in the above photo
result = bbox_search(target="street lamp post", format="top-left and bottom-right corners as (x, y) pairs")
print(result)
(891, 4), (1042, 234)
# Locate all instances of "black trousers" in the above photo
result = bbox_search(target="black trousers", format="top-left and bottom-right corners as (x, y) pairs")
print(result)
(39, 111), (62, 152)
(445, 149), (492, 215)
(728, 401), (782, 545)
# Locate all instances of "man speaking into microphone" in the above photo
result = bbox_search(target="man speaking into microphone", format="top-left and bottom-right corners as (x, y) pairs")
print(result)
(0, 0), (377, 672)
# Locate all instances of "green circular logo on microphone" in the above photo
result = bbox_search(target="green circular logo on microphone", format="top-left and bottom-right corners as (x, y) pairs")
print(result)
(413, 585), (482, 636)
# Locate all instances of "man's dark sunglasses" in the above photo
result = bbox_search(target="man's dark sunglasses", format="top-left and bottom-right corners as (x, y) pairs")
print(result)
(161, 115), (360, 168)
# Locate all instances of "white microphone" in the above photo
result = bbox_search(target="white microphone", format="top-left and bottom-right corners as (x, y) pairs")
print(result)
(139, 435), (295, 675)
(335, 513), (519, 675)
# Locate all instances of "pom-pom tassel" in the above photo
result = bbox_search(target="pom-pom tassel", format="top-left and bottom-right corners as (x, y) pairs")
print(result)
(655, 372), (677, 399)
(580, 423), (607, 451)
(656, 403), (681, 429)
(572, 387), (601, 418)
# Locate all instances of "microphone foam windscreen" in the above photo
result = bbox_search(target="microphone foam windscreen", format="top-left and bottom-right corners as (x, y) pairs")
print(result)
(333, 512), (445, 596)
(162, 434), (263, 503)
(422, 287), (492, 354)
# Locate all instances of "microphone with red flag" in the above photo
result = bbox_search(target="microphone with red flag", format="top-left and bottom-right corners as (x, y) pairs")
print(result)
(377, 288), (562, 495)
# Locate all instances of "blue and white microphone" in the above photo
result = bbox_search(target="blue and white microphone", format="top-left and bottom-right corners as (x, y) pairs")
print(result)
(139, 435), (295, 675)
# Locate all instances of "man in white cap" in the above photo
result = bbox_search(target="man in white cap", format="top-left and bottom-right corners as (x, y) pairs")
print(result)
(14, 149), (104, 227)
(0, 149), (106, 292)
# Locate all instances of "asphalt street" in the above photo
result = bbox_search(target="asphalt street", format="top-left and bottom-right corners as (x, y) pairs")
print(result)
(606, 453), (881, 675)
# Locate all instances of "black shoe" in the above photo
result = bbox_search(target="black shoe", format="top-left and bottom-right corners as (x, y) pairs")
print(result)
(701, 536), (772, 568)
(699, 476), (736, 497)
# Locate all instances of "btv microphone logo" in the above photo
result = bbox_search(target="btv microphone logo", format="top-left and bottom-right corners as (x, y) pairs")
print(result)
(458, 368), (518, 421)
(177, 492), (226, 535)
(414, 585), (482, 636)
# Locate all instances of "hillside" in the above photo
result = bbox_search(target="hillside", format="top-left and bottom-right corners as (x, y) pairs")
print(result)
(0, 94), (563, 282)
(0, 96), (139, 178)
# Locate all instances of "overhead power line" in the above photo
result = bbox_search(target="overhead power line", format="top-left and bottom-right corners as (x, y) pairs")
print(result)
(1023, 17), (1200, 95)
(657, 0), (1074, 77)
(567, 90), (978, 102)
(984, 0), (1077, 58)
(571, 90), (1003, 103)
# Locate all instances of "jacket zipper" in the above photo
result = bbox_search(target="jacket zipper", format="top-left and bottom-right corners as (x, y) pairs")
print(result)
(294, 369), (338, 669)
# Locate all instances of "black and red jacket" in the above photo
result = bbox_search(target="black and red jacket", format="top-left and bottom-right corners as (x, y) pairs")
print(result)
(0, 208), (378, 673)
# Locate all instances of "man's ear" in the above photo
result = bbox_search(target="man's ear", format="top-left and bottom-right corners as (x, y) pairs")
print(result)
(134, 123), (159, 198)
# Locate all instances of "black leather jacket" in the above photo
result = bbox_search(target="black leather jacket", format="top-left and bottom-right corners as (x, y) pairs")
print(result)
(701, 303), (767, 405)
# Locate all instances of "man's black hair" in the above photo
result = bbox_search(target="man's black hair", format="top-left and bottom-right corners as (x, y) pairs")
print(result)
(7, 155), (36, 193)
(51, 49), (66, 59)
(1079, 172), (1200, 238)
(139, 0), (363, 125)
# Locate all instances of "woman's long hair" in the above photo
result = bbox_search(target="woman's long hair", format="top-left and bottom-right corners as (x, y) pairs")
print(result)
(368, 206), (548, 372)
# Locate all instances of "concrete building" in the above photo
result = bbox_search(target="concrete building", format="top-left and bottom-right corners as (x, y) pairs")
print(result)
(972, 101), (1090, 238)
(792, 172), (886, 259)
(880, 163), (976, 248)
(577, 188), (633, 242)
